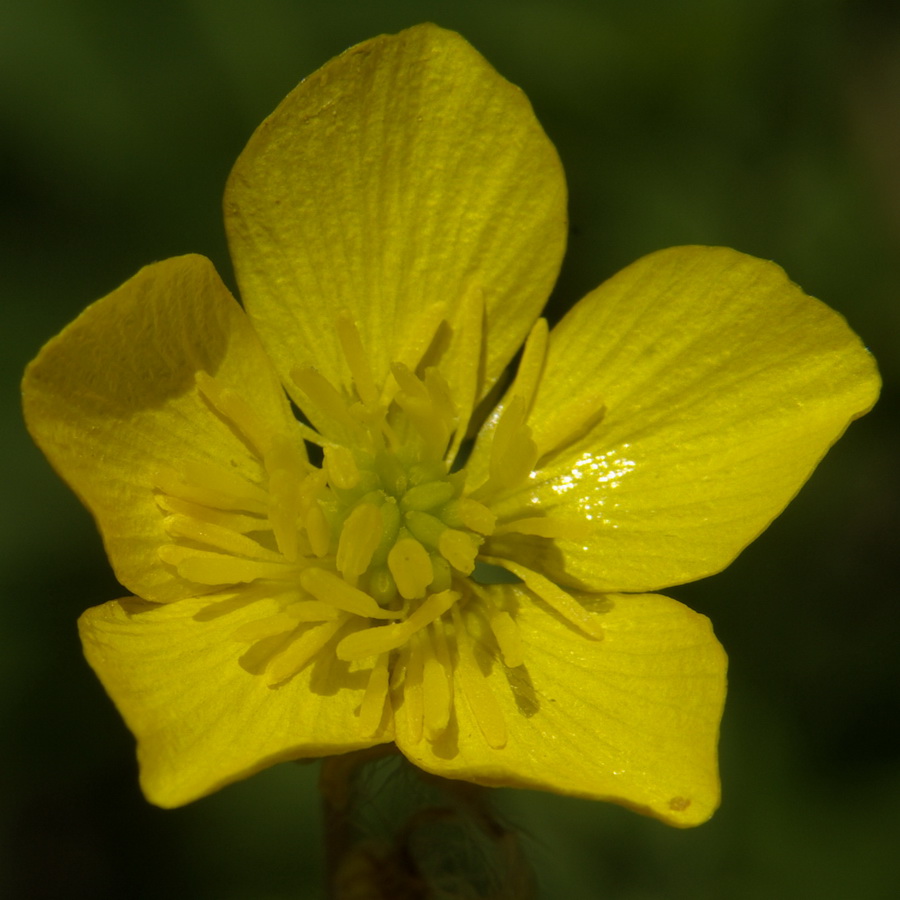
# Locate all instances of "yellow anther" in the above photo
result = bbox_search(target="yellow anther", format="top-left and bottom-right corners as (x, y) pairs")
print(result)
(163, 514), (282, 564)
(443, 498), (496, 535)
(438, 529), (479, 575)
(534, 395), (607, 462)
(304, 503), (331, 557)
(404, 510), (445, 548)
(156, 494), (265, 534)
(507, 317), (548, 417)
(375, 452), (408, 497)
(404, 635), (426, 744)
(486, 557), (604, 640)
(266, 433), (307, 561)
(445, 284), (484, 463)
(401, 480), (455, 512)
(489, 395), (538, 488)
(336, 503), (383, 581)
(265, 619), (344, 686)
(451, 605), (507, 750)
(158, 545), (292, 585)
(388, 301), (448, 403)
(388, 537), (433, 600)
(155, 463), (269, 514)
(492, 516), (592, 540)
(231, 603), (339, 643)
(299, 567), (398, 620)
(336, 590), (459, 661)
(367, 565), (398, 605)
(291, 366), (358, 436)
(487, 609), (523, 668)
(390, 362), (428, 399)
(429, 555), (452, 593)
(421, 625), (452, 739)
(358, 653), (390, 735)
(195, 370), (274, 458)
(337, 312), (379, 406)
(324, 444), (362, 490)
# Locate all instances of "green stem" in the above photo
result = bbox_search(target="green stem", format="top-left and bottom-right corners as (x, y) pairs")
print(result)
(319, 748), (535, 899)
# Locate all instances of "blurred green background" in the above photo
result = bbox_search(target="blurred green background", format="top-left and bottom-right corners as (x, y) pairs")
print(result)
(3, 0), (898, 897)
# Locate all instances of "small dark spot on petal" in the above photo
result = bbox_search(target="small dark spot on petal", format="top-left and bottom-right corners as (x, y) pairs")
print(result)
(668, 796), (691, 812)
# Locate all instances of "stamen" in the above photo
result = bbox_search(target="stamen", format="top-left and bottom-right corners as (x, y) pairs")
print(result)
(403, 636), (426, 744)
(305, 503), (332, 557)
(421, 624), (452, 739)
(469, 396), (538, 500)
(291, 366), (360, 438)
(230, 602), (339, 642)
(429, 555), (452, 593)
(486, 609), (524, 668)
(442, 497), (496, 535)
(299, 567), (399, 620)
(156, 494), (266, 534)
(423, 368), (458, 435)
(492, 516), (592, 540)
(400, 480), (456, 512)
(337, 312), (379, 406)
(534, 396), (607, 463)
(451, 605), (507, 749)
(367, 566), (398, 605)
(386, 301), (448, 404)
(265, 619), (345, 685)
(324, 444), (362, 490)
(391, 363), (453, 458)
(158, 545), (294, 584)
(336, 503), (383, 582)
(404, 510), (444, 548)
(507, 318), (548, 416)
(484, 557), (604, 640)
(489, 396), (538, 488)
(387, 537), (433, 600)
(162, 514), (283, 561)
(438, 529), (479, 574)
(335, 589), (459, 661)
(155, 463), (269, 514)
(265, 433), (307, 561)
(195, 371), (274, 458)
(358, 652), (390, 735)
(446, 285), (485, 463)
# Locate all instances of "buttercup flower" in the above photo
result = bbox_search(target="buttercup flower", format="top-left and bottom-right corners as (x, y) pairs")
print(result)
(23, 24), (879, 827)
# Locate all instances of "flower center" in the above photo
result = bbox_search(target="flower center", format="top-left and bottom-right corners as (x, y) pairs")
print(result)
(320, 446), (493, 605)
(153, 308), (605, 747)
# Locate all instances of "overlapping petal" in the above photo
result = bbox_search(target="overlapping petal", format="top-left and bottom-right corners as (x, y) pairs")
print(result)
(225, 24), (567, 410)
(22, 255), (300, 602)
(79, 595), (388, 807)
(478, 246), (881, 592)
(395, 586), (726, 827)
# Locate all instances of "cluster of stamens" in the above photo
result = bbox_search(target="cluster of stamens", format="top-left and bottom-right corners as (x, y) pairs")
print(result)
(153, 304), (605, 749)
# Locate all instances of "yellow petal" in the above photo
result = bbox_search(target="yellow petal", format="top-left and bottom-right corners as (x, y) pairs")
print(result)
(396, 586), (726, 827)
(478, 246), (880, 591)
(22, 255), (300, 601)
(225, 23), (566, 413)
(78, 595), (391, 808)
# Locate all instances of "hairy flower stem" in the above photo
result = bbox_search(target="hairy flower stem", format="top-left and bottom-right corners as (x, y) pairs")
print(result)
(320, 748), (536, 899)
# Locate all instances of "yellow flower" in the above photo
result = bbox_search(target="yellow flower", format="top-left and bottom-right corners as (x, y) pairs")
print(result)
(23, 24), (879, 827)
